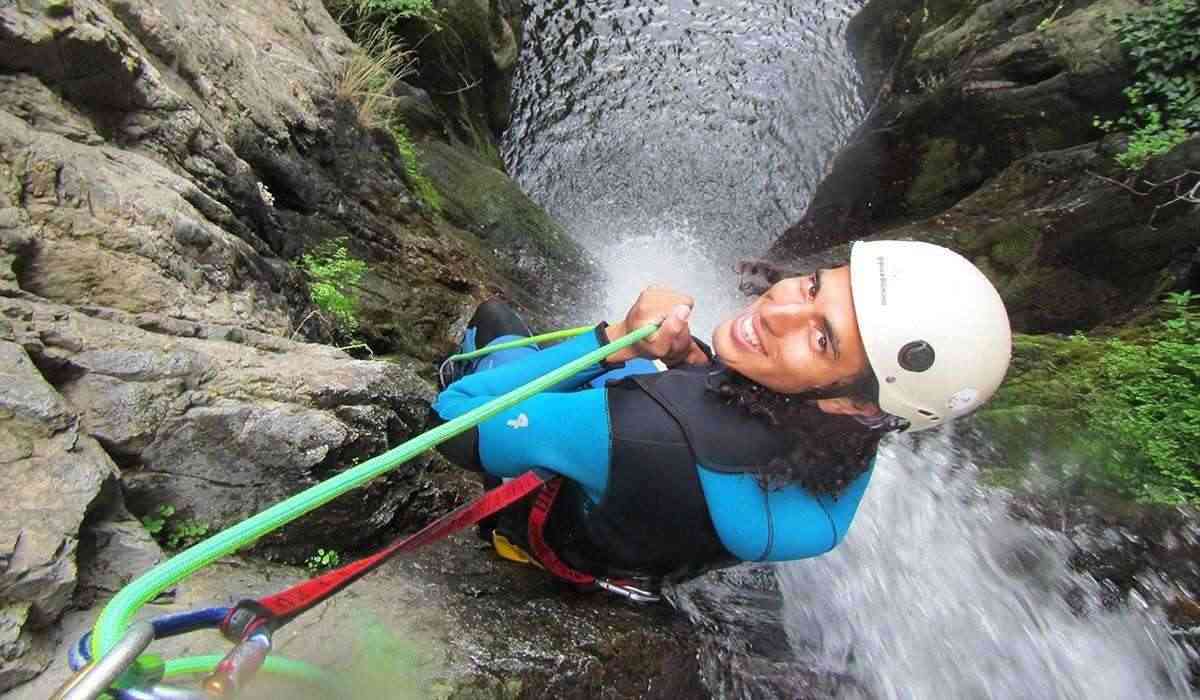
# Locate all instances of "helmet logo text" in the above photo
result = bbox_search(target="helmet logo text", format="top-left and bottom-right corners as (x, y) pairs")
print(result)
(876, 256), (888, 306)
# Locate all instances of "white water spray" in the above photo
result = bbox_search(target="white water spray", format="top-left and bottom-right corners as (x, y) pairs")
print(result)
(779, 433), (1194, 699)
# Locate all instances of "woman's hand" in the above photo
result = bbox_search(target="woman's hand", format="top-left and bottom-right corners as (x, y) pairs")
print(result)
(604, 286), (708, 366)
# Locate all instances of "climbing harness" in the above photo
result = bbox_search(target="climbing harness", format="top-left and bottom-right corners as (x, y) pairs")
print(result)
(56, 322), (658, 700)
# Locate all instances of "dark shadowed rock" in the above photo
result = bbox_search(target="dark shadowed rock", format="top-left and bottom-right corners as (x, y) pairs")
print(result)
(767, 0), (1198, 333)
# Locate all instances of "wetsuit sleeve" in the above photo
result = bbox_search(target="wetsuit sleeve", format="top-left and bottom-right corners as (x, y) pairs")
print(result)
(433, 328), (616, 503)
(437, 325), (611, 404)
(434, 389), (612, 503)
(697, 465), (874, 562)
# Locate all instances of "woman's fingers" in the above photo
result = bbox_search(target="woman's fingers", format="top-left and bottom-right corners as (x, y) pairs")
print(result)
(683, 342), (709, 365)
(645, 304), (694, 364)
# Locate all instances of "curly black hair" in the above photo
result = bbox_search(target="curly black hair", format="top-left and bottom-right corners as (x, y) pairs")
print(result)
(708, 368), (896, 497)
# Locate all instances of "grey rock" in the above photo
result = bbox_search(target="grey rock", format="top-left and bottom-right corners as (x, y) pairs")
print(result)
(0, 603), (54, 692)
(0, 340), (114, 694)
(68, 348), (209, 381)
(3, 295), (438, 554)
(59, 374), (185, 458)
(74, 484), (165, 607)
(0, 342), (71, 432)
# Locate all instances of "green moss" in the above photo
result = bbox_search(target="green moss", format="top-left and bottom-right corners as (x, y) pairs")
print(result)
(988, 333), (1107, 412)
(989, 222), (1040, 267)
(906, 137), (961, 210)
(388, 121), (442, 215)
(44, 0), (73, 17)
(980, 295), (1200, 504)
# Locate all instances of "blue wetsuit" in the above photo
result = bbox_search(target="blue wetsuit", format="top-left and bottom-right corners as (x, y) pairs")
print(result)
(434, 316), (874, 579)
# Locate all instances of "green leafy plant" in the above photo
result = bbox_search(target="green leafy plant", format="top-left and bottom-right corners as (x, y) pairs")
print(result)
(166, 519), (211, 550)
(298, 237), (369, 333)
(1096, 0), (1200, 169)
(328, 0), (436, 26)
(141, 505), (212, 550)
(140, 504), (175, 537)
(305, 548), (343, 572)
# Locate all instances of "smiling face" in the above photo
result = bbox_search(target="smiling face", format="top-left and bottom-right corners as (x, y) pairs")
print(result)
(712, 266), (872, 396)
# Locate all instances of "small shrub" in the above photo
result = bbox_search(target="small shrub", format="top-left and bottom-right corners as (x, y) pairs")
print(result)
(140, 504), (174, 537)
(1097, 0), (1200, 169)
(166, 519), (211, 550)
(298, 238), (369, 333)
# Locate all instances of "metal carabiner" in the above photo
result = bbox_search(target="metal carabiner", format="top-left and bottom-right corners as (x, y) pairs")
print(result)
(51, 621), (155, 700)
(595, 578), (662, 604)
(202, 630), (273, 698)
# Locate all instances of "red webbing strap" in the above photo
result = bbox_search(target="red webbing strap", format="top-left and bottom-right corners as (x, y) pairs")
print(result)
(257, 470), (547, 623)
(526, 478), (596, 586)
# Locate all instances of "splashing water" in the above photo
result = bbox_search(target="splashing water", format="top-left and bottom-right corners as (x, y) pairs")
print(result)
(506, 0), (865, 339)
(777, 433), (1193, 699)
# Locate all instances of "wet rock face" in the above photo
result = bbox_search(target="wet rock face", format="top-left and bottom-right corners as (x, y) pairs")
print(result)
(1008, 493), (1200, 680)
(399, 0), (526, 166)
(0, 0), (657, 695)
(768, 0), (1199, 333)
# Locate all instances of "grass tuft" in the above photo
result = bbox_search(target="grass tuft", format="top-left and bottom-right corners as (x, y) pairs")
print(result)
(337, 25), (417, 130)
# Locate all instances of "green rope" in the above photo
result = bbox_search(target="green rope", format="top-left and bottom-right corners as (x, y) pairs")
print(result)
(89, 323), (656, 688)
(446, 324), (594, 362)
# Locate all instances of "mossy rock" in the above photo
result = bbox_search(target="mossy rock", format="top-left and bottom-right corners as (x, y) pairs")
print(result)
(43, 0), (74, 18)
(981, 220), (1041, 268)
(394, 0), (521, 166)
(988, 332), (1107, 412)
(417, 138), (596, 293)
(971, 332), (1125, 490)
(905, 137), (961, 209)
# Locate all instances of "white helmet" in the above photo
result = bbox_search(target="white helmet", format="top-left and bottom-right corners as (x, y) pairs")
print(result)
(849, 240), (1012, 432)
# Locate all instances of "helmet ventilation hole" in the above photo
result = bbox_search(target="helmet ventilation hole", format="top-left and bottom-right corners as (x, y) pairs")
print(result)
(898, 340), (936, 372)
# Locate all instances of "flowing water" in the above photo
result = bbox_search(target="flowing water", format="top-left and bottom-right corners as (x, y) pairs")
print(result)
(504, 0), (863, 335)
(502, 1), (1195, 697)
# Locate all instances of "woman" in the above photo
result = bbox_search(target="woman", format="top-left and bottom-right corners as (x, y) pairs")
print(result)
(433, 241), (1011, 597)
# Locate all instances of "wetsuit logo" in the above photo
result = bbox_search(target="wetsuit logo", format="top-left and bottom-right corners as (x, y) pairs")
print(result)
(507, 413), (530, 429)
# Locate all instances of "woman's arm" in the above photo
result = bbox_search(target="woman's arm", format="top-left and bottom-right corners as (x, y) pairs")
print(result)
(437, 326), (612, 407)
(697, 467), (874, 561)
(433, 328), (617, 503)
(434, 385), (613, 504)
